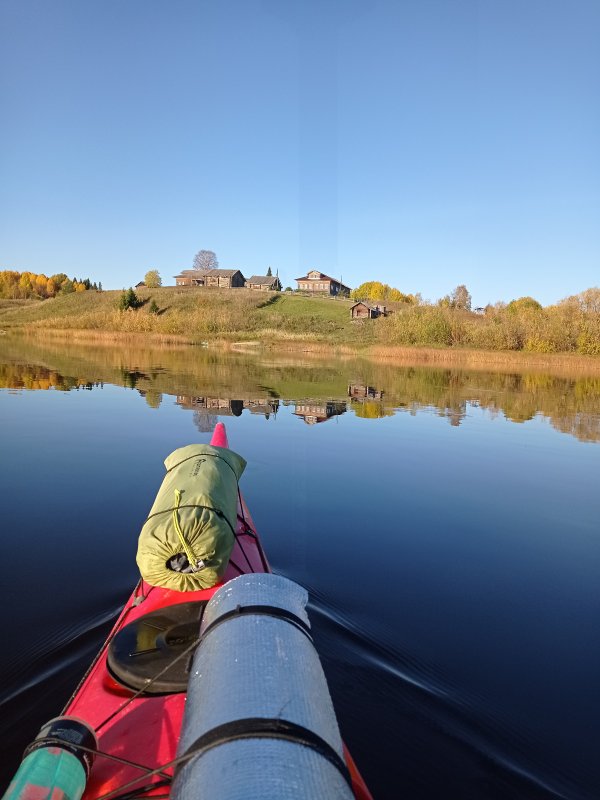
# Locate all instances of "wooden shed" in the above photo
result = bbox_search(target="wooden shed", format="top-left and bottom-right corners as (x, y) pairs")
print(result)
(350, 301), (386, 319)
(245, 275), (282, 291)
(204, 269), (246, 288)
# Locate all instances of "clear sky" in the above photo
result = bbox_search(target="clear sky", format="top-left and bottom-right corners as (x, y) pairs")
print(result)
(1, 0), (599, 306)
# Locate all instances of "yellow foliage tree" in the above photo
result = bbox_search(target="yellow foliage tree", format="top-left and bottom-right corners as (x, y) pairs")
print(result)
(351, 281), (416, 304)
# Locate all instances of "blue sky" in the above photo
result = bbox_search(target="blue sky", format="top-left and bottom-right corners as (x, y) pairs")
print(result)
(1, 0), (598, 306)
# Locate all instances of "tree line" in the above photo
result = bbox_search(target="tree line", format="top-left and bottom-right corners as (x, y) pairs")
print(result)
(379, 287), (600, 355)
(0, 270), (100, 299)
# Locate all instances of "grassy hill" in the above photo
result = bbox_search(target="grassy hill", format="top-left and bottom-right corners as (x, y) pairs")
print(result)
(2, 287), (599, 363)
(0, 288), (369, 345)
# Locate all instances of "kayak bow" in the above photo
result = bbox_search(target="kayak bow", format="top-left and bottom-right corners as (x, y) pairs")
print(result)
(4, 423), (372, 800)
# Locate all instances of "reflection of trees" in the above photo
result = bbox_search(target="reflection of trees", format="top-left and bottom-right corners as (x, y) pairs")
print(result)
(2, 336), (600, 443)
(193, 411), (218, 433)
(0, 363), (100, 392)
(352, 400), (394, 419)
(142, 390), (162, 409)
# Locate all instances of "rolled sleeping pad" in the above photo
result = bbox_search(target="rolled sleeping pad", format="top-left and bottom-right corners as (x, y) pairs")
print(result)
(170, 573), (355, 800)
(2, 716), (97, 800)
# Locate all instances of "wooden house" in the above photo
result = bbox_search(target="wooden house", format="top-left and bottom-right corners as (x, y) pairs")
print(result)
(173, 270), (207, 287)
(350, 301), (386, 319)
(295, 270), (351, 296)
(204, 269), (246, 288)
(245, 275), (282, 291)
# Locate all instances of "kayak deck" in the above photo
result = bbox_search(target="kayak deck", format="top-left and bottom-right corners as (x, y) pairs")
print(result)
(61, 423), (371, 800)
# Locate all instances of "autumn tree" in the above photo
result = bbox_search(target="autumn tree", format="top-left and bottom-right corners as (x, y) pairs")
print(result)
(19, 273), (33, 297)
(193, 250), (218, 271)
(350, 281), (416, 304)
(0, 270), (97, 299)
(145, 270), (162, 288)
(560, 287), (600, 314)
(507, 296), (542, 313)
(443, 285), (472, 310)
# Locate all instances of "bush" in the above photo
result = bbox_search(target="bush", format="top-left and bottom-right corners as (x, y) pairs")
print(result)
(149, 299), (159, 315)
(118, 288), (140, 311)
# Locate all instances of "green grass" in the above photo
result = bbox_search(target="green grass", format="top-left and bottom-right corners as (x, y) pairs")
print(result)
(3, 289), (598, 360)
(0, 289), (367, 344)
(258, 293), (349, 320)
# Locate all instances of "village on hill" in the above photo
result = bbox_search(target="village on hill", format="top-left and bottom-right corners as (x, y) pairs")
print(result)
(169, 263), (390, 320)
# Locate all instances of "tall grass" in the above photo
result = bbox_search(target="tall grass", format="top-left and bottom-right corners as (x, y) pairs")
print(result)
(1, 287), (599, 359)
(380, 302), (600, 356)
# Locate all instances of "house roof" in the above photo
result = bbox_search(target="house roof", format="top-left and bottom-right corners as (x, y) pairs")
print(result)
(205, 269), (242, 277)
(174, 269), (206, 277)
(247, 275), (278, 284)
(351, 301), (386, 310)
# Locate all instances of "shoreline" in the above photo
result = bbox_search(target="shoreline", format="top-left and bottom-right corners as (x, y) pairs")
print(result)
(4, 326), (600, 375)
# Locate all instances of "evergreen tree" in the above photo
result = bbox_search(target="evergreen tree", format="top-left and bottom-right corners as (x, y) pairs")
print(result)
(118, 287), (140, 311)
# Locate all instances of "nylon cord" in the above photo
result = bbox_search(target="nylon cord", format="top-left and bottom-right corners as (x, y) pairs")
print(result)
(96, 636), (200, 733)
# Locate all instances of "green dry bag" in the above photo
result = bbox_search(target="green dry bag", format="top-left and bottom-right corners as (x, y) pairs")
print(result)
(136, 444), (246, 591)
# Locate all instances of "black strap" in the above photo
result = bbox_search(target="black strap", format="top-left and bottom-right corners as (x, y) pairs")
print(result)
(177, 717), (352, 788)
(200, 604), (313, 643)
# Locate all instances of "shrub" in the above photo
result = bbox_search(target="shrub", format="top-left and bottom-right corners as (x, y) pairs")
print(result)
(118, 288), (140, 311)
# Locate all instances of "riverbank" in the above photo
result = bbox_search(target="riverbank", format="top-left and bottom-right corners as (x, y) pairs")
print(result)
(1, 288), (599, 372)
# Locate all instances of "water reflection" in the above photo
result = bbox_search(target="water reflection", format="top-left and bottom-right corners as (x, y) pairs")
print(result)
(2, 334), (600, 799)
(293, 401), (347, 425)
(176, 395), (280, 432)
(1, 335), (600, 442)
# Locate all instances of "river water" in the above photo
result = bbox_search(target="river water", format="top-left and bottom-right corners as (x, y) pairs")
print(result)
(0, 335), (599, 799)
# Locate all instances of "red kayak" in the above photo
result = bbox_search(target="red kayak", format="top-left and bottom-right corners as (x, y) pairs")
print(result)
(11, 422), (372, 800)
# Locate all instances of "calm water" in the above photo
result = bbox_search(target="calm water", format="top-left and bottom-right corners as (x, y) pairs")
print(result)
(1, 335), (599, 799)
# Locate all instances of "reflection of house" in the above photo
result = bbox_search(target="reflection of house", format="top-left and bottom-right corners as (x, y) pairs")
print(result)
(350, 302), (386, 319)
(246, 275), (281, 291)
(176, 396), (279, 419)
(295, 270), (351, 296)
(176, 396), (243, 416)
(293, 401), (347, 425)
(348, 384), (384, 401)
(174, 270), (207, 287)
(243, 399), (280, 416)
(205, 269), (246, 288)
